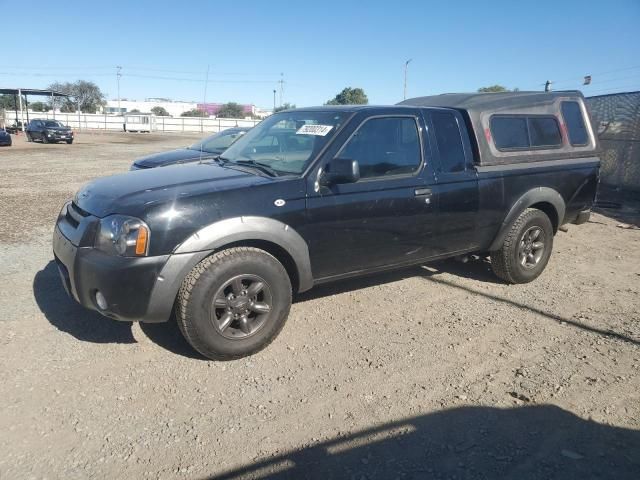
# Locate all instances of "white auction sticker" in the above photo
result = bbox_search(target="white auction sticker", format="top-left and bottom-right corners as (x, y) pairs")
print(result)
(296, 124), (333, 136)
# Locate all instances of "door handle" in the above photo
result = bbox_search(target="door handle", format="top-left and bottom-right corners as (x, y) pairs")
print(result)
(414, 188), (432, 196)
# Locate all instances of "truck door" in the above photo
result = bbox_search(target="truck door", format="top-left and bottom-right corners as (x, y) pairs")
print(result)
(424, 109), (480, 255)
(303, 110), (439, 280)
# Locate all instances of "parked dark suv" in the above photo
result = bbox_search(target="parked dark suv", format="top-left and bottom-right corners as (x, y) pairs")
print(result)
(26, 119), (74, 144)
(0, 128), (11, 146)
(53, 92), (599, 360)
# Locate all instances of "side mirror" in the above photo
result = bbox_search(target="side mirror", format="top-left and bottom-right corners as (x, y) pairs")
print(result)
(321, 158), (360, 186)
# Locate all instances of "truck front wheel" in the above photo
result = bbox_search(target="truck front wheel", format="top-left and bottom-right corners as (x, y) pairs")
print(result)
(490, 208), (554, 284)
(176, 247), (292, 360)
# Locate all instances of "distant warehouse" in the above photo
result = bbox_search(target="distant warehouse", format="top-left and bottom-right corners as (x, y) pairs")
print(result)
(586, 91), (640, 192)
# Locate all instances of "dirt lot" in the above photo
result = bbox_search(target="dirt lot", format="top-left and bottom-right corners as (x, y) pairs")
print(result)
(1, 132), (639, 479)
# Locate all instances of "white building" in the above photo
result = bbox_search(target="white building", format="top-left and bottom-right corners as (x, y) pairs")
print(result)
(102, 99), (272, 118)
(102, 99), (198, 117)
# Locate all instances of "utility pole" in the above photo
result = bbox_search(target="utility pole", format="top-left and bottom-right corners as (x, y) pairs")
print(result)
(404, 59), (412, 100)
(278, 73), (284, 107)
(116, 66), (122, 113)
(273, 89), (276, 112)
(200, 64), (210, 132)
(202, 64), (210, 107)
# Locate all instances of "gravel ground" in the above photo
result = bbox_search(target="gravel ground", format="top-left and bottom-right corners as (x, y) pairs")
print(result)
(1, 132), (639, 479)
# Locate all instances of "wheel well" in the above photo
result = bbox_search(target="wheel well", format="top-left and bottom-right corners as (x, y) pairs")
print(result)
(530, 201), (559, 232)
(218, 239), (300, 292)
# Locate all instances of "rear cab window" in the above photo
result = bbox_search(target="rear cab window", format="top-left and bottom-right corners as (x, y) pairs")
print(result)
(430, 110), (467, 172)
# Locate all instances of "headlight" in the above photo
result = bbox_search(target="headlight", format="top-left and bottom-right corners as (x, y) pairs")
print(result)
(95, 215), (150, 256)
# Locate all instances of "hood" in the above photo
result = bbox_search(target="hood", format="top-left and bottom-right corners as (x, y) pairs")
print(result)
(46, 126), (72, 132)
(133, 148), (218, 168)
(74, 162), (271, 218)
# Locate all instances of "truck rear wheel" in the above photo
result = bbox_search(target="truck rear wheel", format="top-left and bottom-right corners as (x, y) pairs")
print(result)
(176, 247), (292, 360)
(490, 208), (553, 284)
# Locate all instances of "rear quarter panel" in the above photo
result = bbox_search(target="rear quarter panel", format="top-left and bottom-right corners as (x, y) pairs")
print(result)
(475, 157), (600, 249)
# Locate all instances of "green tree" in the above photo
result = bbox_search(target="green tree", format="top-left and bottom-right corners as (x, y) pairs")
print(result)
(48, 80), (106, 113)
(477, 85), (519, 93)
(216, 102), (245, 118)
(325, 87), (368, 105)
(181, 108), (207, 117)
(151, 106), (169, 116)
(129, 109), (141, 114)
(274, 102), (296, 113)
(30, 102), (50, 112)
(0, 94), (19, 111)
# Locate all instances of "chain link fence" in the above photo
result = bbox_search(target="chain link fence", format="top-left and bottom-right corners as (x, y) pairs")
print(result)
(587, 91), (640, 192)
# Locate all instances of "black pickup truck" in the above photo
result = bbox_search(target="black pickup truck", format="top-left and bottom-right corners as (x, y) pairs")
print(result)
(53, 91), (599, 360)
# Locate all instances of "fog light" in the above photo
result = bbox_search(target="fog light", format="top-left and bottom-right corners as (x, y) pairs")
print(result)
(95, 291), (108, 310)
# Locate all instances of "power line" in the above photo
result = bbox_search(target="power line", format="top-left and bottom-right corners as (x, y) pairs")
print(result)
(0, 70), (280, 83)
(584, 84), (640, 95)
(123, 73), (279, 83)
(551, 64), (640, 87)
(0, 64), (283, 77)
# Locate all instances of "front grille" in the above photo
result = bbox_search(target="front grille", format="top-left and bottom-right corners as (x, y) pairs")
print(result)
(71, 202), (89, 217)
(65, 202), (89, 229)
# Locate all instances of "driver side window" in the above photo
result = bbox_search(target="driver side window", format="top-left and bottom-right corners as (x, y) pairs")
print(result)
(339, 116), (421, 179)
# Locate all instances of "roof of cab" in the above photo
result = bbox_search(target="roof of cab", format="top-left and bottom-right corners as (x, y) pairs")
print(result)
(283, 105), (415, 113)
(398, 90), (585, 112)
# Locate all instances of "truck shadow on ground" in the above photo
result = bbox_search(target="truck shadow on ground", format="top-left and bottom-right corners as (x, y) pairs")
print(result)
(33, 261), (136, 344)
(207, 404), (640, 480)
(595, 188), (640, 228)
(32, 261), (206, 358)
(297, 258), (639, 348)
(33, 255), (638, 359)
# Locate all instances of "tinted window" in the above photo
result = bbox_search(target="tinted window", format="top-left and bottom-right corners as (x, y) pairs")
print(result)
(561, 101), (588, 146)
(340, 117), (421, 179)
(491, 117), (529, 149)
(192, 130), (246, 153)
(528, 117), (561, 147)
(431, 111), (466, 172)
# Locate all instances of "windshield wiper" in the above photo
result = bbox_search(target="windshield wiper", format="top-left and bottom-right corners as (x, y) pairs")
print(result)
(232, 159), (279, 177)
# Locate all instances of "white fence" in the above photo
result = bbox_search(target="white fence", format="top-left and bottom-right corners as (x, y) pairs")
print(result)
(3, 111), (261, 133)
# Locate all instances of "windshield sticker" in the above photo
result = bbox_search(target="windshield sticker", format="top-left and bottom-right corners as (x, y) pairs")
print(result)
(296, 124), (333, 136)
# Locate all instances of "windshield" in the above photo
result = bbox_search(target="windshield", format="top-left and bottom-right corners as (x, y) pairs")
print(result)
(189, 129), (247, 154)
(44, 120), (64, 128)
(220, 111), (349, 175)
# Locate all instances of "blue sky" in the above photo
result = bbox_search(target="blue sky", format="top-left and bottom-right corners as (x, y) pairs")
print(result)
(2, 0), (639, 108)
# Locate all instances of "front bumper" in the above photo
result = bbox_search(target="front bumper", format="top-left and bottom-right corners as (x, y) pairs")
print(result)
(46, 132), (73, 141)
(52, 202), (212, 323)
(53, 226), (170, 321)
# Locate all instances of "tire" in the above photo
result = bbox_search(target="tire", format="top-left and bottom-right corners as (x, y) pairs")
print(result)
(490, 208), (554, 284)
(177, 247), (292, 360)
(42, 133), (49, 144)
(66, 139), (73, 144)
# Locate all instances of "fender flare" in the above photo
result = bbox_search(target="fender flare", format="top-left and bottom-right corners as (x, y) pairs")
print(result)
(489, 187), (566, 251)
(174, 216), (314, 292)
